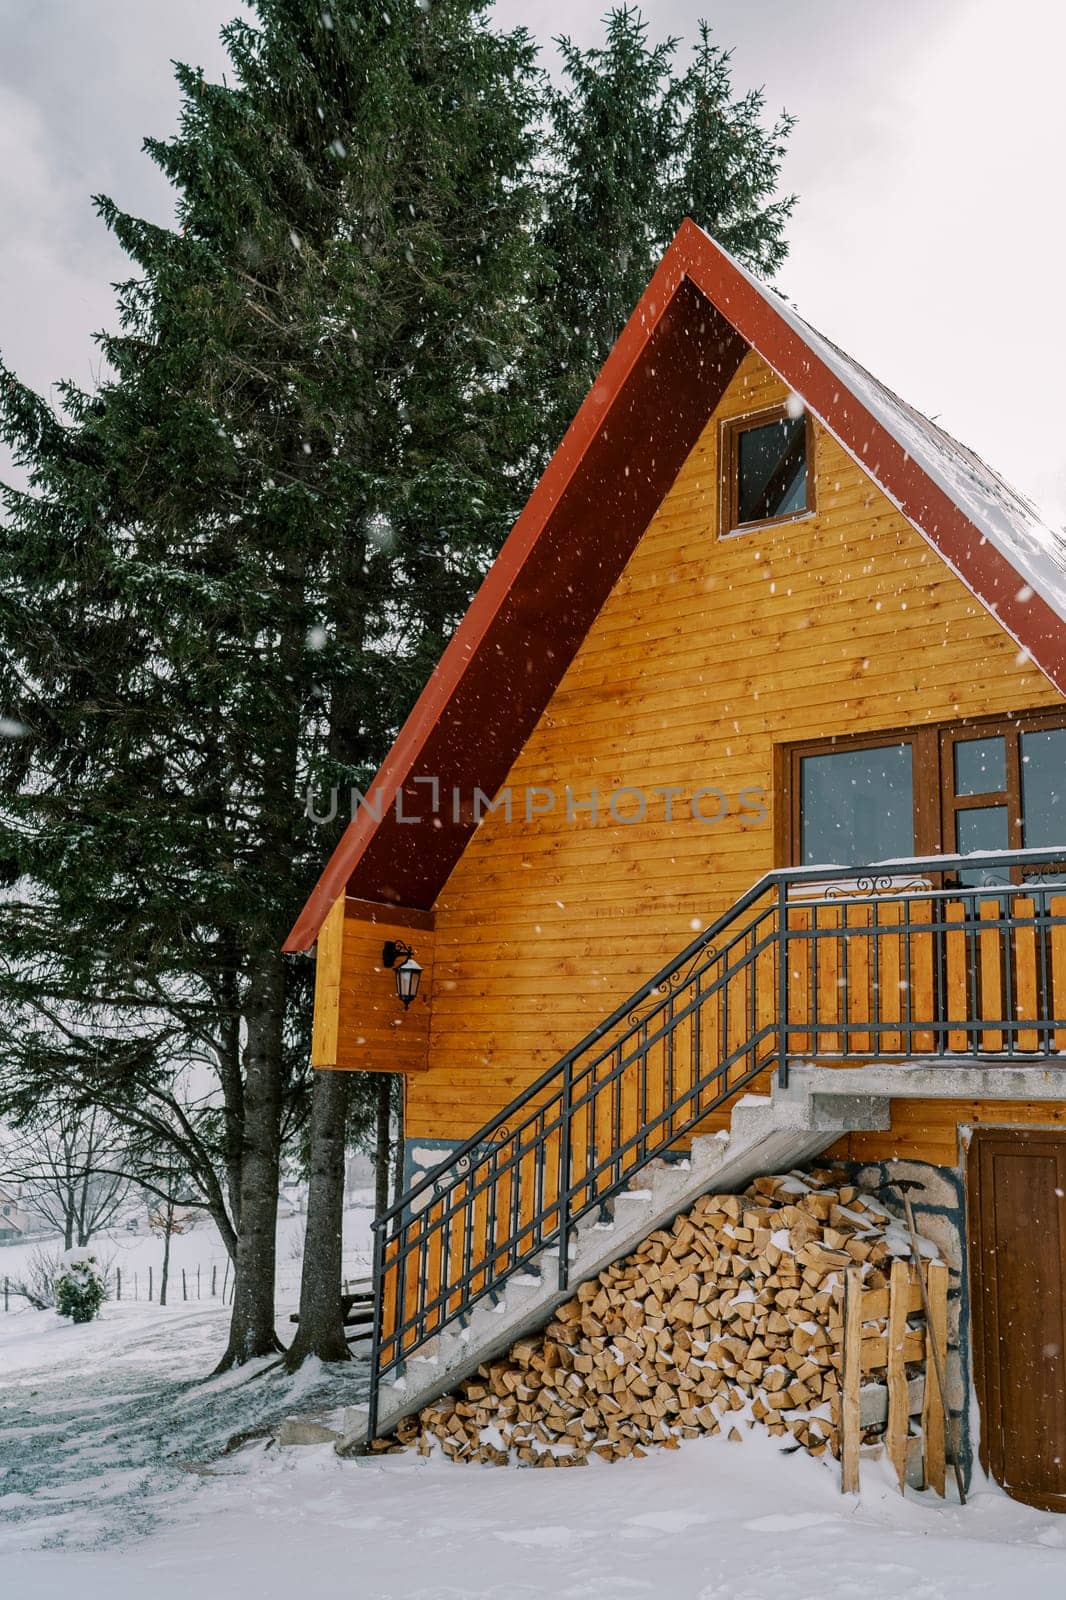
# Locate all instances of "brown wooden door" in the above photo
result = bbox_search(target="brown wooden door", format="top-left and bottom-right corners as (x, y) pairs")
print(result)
(968, 1129), (1066, 1510)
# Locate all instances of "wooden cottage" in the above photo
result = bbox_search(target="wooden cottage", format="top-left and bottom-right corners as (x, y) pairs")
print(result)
(288, 221), (1066, 1508)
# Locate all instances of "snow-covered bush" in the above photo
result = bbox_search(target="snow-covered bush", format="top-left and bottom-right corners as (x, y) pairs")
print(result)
(55, 1249), (108, 1323)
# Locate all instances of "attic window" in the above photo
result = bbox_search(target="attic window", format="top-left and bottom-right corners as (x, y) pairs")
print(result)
(721, 405), (812, 534)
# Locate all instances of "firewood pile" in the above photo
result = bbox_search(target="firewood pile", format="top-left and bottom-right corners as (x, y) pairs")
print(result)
(387, 1168), (943, 1469)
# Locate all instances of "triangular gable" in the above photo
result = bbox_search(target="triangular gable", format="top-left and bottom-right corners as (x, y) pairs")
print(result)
(285, 219), (1066, 951)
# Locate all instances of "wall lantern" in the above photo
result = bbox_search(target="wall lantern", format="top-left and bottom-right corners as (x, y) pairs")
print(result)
(382, 940), (422, 1010)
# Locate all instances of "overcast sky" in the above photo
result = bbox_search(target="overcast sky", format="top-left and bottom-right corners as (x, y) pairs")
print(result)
(1, 0), (1064, 525)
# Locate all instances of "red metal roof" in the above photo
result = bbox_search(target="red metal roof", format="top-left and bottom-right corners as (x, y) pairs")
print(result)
(285, 219), (1066, 951)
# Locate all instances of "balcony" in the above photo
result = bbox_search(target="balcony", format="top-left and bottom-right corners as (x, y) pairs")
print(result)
(780, 848), (1066, 1068)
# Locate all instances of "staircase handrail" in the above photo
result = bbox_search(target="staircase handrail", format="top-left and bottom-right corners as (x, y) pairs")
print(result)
(372, 843), (1066, 1233)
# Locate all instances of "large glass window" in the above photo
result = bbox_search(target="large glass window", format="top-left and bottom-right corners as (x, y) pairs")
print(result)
(1020, 727), (1066, 848)
(799, 743), (915, 866)
(789, 716), (1066, 876)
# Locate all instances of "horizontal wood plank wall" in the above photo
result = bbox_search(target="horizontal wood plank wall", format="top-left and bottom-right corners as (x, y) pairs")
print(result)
(825, 1100), (1066, 1167)
(313, 897), (435, 1074)
(406, 351), (1063, 1140)
(310, 894), (345, 1069)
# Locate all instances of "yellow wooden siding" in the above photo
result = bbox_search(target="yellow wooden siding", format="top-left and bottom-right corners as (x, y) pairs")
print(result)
(314, 898), (435, 1074)
(401, 350), (1063, 1140)
(825, 1100), (1066, 1167)
(310, 894), (345, 1069)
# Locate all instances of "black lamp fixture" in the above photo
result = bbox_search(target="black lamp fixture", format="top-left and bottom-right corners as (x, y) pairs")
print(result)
(382, 939), (422, 1010)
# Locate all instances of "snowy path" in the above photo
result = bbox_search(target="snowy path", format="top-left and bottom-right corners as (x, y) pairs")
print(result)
(4, 1303), (1066, 1598)
(0, 1301), (367, 1552)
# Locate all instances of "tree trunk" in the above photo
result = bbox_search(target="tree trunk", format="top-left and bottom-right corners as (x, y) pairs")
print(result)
(160, 1229), (172, 1306)
(374, 1073), (391, 1219)
(76, 1161), (91, 1247)
(391, 1074), (405, 1208)
(160, 1196), (174, 1307)
(215, 952), (286, 1370)
(285, 1070), (350, 1369)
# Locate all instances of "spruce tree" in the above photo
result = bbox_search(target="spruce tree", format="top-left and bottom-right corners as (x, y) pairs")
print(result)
(535, 7), (795, 457)
(0, 0), (543, 1367)
(0, 1), (797, 1374)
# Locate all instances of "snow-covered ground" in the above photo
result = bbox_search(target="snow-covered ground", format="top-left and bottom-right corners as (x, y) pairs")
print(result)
(4, 1312), (1066, 1600)
(4, 1212), (1066, 1599)
(1, 1202), (375, 1571)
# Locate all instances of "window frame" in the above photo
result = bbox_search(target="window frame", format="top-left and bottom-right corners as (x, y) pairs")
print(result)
(720, 402), (815, 538)
(782, 709), (1066, 869)
(782, 725), (941, 871)
(939, 718), (1021, 856)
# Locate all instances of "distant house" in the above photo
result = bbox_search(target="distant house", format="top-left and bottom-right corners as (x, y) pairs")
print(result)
(0, 1184), (30, 1243)
(345, 1152), (376, 1198)
(290, 222), (1066, 1509)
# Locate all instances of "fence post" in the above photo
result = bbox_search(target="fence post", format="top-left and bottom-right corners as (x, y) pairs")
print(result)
(197, 1265), (201, 1300)
(116, 1267), (122, 1302)
(211, 1264), (217, 1298)
(182, 1268), (188, 1302)
(3, 1276), (7, 1312)
(148, 1265), (153, 1302)
(221, 1259), (230, 1303)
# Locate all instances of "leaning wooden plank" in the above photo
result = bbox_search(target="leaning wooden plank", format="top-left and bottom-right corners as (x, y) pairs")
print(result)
(885, 1258), (909, 1492)
(921, 1260), (949, 1496)
(840, 1265), (862, 1494)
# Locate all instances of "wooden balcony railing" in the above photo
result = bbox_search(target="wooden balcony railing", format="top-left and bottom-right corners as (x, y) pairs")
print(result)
(782, 861), (1066, 1066)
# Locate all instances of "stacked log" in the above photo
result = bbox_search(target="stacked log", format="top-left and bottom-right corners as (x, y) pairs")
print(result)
(389, 1168), (941, 1468)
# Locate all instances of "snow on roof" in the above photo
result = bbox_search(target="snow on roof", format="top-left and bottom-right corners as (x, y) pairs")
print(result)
(718, 230), (1066, 625)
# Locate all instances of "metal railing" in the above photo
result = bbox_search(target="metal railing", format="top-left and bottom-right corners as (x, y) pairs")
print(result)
(366, 846), (1066, 1437)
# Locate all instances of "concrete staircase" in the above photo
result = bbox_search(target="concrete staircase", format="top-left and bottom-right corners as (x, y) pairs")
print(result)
(336, 1071), (893, 1454)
